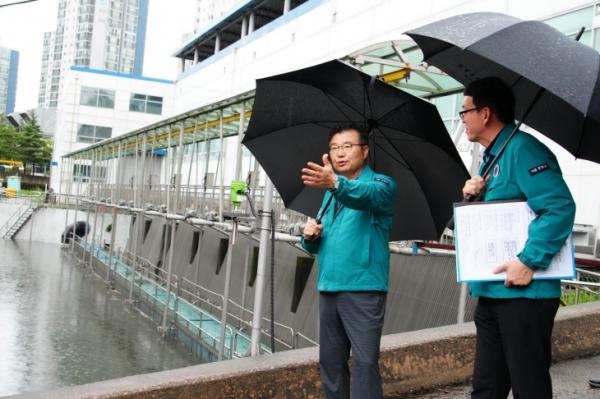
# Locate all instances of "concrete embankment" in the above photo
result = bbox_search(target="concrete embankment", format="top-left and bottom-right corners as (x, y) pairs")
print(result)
(8, 301), (600, 399)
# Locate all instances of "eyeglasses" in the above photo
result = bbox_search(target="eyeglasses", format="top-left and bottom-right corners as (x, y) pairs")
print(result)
(328, 142), (367, 153)
(458, 107), (481, 120)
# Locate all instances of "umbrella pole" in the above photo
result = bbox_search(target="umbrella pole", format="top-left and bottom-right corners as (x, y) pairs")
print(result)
(316, 194), (334, 224)
(479, 86), (546, 180)
(250, 177), (274, 356)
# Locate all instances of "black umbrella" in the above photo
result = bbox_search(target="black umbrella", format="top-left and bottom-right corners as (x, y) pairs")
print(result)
(407, 12), (600, 164)
(242, 60), (469, 241)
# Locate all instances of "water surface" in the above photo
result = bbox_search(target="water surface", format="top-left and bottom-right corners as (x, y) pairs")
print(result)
(0, 240), (197, 397)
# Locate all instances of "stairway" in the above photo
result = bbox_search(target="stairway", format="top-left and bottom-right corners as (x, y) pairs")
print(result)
(1, 203), (38, 240)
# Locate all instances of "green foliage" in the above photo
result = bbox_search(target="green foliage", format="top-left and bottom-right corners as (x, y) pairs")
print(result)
(0, 113), (52, 173)
(562, 289), (599, 306)
(0, 116), (20, 160)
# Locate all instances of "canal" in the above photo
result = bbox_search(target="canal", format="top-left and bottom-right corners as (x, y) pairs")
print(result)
(0, 239), (198, 397)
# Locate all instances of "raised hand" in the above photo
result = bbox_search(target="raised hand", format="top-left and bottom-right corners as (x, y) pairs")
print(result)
(301, 154), (337, 189)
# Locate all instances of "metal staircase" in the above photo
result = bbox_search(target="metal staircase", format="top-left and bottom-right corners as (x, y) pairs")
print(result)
(1, 199), (38, 240)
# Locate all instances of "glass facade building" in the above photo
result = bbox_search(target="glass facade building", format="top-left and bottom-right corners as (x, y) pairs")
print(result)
(0, 47), (19, 115)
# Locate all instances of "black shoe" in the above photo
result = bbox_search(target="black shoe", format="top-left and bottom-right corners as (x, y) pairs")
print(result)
(590, 379), (600, 388)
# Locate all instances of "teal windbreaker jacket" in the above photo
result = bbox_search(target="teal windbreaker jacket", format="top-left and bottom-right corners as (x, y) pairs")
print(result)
(301, 166), (397, 292)
(469, 123), (576, 299)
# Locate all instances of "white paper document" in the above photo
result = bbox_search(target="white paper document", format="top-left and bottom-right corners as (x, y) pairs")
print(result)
(454, 201), (575, 283)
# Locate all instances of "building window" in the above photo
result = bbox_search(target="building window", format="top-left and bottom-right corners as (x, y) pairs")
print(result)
(76, 124), (112, 143)
(431, 92), (464, 135)
(73, 164), (106, 183)
(543, 5), (594, 47)
(80, 86), (115, 108)
(544, 6), (593, 35)
(129, 93), (163, 115)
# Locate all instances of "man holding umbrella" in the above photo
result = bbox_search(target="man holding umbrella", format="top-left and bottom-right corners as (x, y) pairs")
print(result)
(461, 77), (575, 398)
(300, 124), (397, 399)
(244, 58), (468, 395)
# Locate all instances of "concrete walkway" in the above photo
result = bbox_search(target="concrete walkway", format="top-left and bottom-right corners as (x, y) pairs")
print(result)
(404, 354), (600, 399)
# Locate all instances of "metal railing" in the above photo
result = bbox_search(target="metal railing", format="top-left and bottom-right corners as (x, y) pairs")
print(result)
(75, 243), (236, 358)
(0, 198), (34, 239)
(123, 249), (270, 358)
(74, 243), (316, 360)
(561, 268), (600, 305)
(123, 248), (316, 350)
(63, 183), (308, 233)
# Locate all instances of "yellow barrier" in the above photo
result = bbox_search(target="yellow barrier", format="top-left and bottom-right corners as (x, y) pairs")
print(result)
(5, 188), (16, 198)
(0, 159), (23, 167)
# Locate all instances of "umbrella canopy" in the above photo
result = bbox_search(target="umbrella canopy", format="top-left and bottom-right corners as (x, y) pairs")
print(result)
(407, 12), (600, 164)
(242, 60), (469, 241)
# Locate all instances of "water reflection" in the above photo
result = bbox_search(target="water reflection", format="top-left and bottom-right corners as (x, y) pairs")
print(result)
(0, 240), (197, 397)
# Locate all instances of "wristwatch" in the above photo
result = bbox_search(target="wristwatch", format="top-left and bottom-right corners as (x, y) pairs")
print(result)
(330, 175), (339, 191)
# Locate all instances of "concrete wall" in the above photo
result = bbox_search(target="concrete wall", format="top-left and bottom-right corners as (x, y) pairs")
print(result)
(386, 252), (476, 333)
(10, 301), (600, 399)
(128, 214), (320, 349)
(14, 206), (131, 247)
(124, 214), (476, 349)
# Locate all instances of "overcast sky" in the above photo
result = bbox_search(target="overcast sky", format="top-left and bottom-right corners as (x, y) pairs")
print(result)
(0, 0), (197, 111)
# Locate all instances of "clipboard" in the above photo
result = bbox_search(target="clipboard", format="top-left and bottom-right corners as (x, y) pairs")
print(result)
(454, 200), (575, 283)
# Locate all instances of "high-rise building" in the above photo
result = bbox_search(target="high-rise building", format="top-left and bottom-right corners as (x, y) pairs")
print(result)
(38, 0), (149, 108)
(194, 0), (243, 33)
(0, 46), (19, 115)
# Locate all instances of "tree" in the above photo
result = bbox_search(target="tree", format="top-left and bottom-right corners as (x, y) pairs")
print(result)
(0, 113), (52, 175)
(0, 116), (19, 161)
(16, 114), (52, 174)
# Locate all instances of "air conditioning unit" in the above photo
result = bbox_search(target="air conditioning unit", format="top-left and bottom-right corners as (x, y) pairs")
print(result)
(572, 224), (596, 255)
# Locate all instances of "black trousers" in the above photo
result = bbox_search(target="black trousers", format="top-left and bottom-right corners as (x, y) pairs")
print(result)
(319, 291), (386, 399)
(471, 297), (560, 399)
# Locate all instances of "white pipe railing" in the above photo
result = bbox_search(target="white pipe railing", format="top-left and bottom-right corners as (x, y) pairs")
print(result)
(0, 198), (33, 238)
(115, 246), (310, 354)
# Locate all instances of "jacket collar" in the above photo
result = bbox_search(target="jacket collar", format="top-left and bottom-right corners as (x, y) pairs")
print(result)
(484, 122), (516, 158)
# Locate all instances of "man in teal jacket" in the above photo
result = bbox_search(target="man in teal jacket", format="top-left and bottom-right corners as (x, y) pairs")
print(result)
(301, 125), (396, 399)
(460, 77), (575, 399)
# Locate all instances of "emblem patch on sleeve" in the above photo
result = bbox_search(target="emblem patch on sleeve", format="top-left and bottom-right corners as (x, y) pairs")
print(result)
(529, 163), (549, 175)
(374, 177), (390, 185)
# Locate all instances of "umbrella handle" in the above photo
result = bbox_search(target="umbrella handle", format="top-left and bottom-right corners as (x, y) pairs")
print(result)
(575, 27), (585, 41)
(304, 194), (335, 241)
